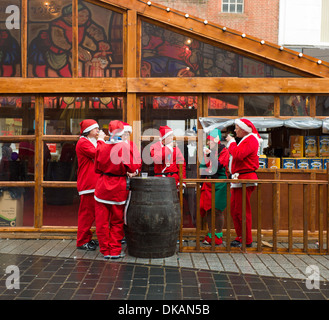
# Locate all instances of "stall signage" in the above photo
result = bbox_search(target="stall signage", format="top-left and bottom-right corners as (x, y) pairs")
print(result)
(4, 5), (20, 30)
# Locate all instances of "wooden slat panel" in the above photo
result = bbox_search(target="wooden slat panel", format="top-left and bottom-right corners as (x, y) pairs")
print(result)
(211, 183), (215, 250)
(303, 184), (309, 253)
(241, 184), (246, 252)
(226, 183), (231, 252)
(257, 184), (262, 252)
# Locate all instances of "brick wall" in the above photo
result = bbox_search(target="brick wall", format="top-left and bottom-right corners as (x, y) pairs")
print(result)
(153, 0), (280, 44)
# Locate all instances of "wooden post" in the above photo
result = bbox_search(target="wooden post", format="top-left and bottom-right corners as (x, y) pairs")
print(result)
(272, 172), (280, 252)
(303, 184), (309, 253)
(179, 164), (183, 252)
(211, 183), (216, 250)
(288, 184), (293, 252)
(21, 0), (27, 78)
(72, 0), (79, 77)
(34, 95), (44, 228)
(318, 184), (324, 254)
(257, 184), (262, 252)
(241, 183), (246, 252)
(226, 183), (231, 252)
(196, 182), (201, 251)
(327, 167), (329, 254)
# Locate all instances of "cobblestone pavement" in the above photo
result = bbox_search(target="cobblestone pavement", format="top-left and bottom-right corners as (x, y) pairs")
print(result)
(0, 239), (328, 301)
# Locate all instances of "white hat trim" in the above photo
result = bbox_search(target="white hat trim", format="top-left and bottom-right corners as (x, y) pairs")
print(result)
(160, 130), (173, 140)
(235, 119), (252, 133)
(110, 129), (124, 137)
(124, 125), (132, 133)
(83, 123), (99, 133)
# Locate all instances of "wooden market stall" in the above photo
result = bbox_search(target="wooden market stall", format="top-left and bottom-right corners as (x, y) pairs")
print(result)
(0, 0), (328, 251)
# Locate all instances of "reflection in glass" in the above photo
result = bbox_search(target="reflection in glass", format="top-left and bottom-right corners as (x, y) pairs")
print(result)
(208, 95), (238, 117)
(141, 21), (300, 78)
(244, 95), (274, 116)
(0, 0), (21, 77)
(78, 1), (123, 77)
(0, 96), (35, 136)
(141, 96), (198, 136)
(44, 142), (77, 181)
(316, 96), (329, 116)
(280, 95), (310, 116)
(0, 141), (36, 181)
(28, 0), (73, 77)
(43, 187), (79, 226)
(0, 187), (34, 227)
(44, 96), (123, 135)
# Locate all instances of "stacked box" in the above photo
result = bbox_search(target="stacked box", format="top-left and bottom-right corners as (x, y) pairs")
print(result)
(259, 156), (267, 169)
(318, 136), (329, 157)
(282, 158), (296, 169)
(296, 158), (309, 169)
(268, 157), (281, 169)
(309, 158), (323, 170)
(304, 136), (317, 157)
(290, 136), (304, 158)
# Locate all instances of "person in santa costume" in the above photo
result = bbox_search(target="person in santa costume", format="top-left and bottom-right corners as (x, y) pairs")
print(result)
(94, 120), (141, 259)
(226, 118), (261, 247)
(76, 119), (100, 250)
(200, 128), (229, 245)
(150, 125), (186, 189)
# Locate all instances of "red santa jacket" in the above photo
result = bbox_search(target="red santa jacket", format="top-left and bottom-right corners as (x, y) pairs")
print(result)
(227, 133), (259, 183)
(76, 137), (100, 195)
(150, 140), (186, 186)
(94, 139), (141, 204)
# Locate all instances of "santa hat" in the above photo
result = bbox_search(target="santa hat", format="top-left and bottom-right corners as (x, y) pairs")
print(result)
(207, 128), (221, 144)
(80, 119), (99, 135)
(109, 120), (124, 136)
(235, 118), (263, 142)
(123, 122), (132, 133)
(159, 125), (173, 140)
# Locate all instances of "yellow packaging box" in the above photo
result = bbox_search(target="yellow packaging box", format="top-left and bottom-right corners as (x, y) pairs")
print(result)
(304, 136), (317, 157)
(290, 136), (304, 158)
(318, 136), (329, 157)
(268, 157), (281, 169)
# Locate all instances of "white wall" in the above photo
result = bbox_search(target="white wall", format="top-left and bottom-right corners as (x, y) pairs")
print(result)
(279, 0), (324, 46)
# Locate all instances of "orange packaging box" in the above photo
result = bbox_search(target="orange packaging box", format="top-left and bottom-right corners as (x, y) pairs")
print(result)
(267, 157), (281, 169)
(290, 136), (304, 158)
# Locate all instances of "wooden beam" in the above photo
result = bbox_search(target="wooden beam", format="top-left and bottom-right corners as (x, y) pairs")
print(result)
(127, 77), (329, 94)
(0, 78), (126, 93)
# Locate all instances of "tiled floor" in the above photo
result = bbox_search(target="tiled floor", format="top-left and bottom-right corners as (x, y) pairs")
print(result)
(0, 239), (329, 301)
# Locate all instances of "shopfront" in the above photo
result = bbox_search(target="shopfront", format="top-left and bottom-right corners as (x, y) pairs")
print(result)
(0, 0), (328, 238)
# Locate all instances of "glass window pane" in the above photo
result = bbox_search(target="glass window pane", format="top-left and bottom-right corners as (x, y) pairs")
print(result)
(244, 95), (274, 116)
(44, 96), (123, 135)
(230, 4), (236, 12)
(44, 151), (76, 181)
(237, 4), (243, 12)
(141, 96), (198, 135)
(0, 187), (34, 227)
(141, 21), (301, 78)
(280, 95), (310, 116)
(222, 4), (229, 12)
(43, 187), (79, 226)
(0, 0), (21, 77)
(0, 141), (35, 181)
(316, 96), (329, 116)
(237, 0), (244, 3)
(208, 95), (238, 116)
(0, 96), (35, 136)
(28, 0), (73, 77)
(78, 1), (123, 77)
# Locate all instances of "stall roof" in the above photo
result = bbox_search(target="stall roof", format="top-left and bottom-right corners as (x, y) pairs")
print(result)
(199, 117), (329, 132)
(104, 0), (329, 78)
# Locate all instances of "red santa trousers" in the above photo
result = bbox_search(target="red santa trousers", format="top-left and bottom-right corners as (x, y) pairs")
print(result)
(230, 186), (256, 245)
(95, 201), (125, 256)
(76, 193), (95, 247)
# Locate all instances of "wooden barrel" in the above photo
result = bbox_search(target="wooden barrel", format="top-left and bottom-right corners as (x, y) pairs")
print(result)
(125, 177), (181, 258)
